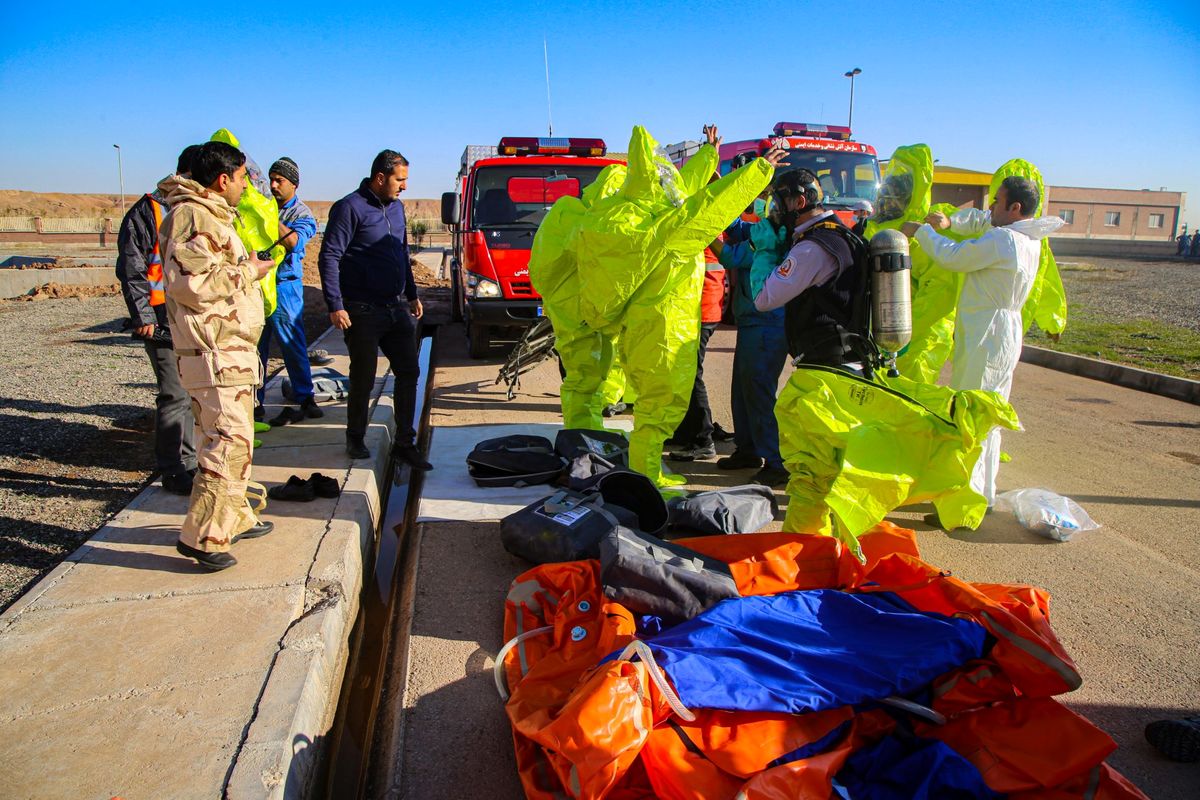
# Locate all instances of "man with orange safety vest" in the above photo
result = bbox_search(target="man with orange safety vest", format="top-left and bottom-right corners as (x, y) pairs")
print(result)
(116, 144), (202, 496)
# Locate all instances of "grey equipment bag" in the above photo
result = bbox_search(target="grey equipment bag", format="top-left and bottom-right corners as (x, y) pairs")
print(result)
(283, 366), (349, 403)
(599, 527), (740, 622)
(667, 484), (779, 536)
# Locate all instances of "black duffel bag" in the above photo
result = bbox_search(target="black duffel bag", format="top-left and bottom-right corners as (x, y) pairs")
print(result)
(501, 489), (635, 563)
(467, 435), (566, 488)
(667, 484), (779, 536)
(554, 429), (629, 467)
(599, 527), (740, 621)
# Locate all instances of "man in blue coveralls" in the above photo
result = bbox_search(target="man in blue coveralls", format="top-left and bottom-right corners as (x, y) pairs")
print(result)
(260, 156), (321, 422)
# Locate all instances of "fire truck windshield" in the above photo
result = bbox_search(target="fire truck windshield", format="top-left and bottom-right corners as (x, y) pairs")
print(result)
(774, 150), (880, 208)
(472, 165), (606, 229)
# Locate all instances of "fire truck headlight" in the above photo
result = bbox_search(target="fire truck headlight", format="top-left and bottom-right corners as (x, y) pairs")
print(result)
(472, 278), (502, 298)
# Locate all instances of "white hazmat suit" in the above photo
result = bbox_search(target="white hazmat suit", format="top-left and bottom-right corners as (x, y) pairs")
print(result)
(915, 209), (1065, 504)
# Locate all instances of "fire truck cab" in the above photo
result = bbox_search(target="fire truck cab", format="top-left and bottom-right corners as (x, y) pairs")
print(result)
(667, 122), (881, 227)
(441, 137), (622, 358)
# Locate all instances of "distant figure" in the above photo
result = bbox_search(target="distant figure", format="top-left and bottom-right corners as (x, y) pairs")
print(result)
(1190, 230), (1200, 258)
(115, 144), (202, 496)
(1177, 232), (1190, 256)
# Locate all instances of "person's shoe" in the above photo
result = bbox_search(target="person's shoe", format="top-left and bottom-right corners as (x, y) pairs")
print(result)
(308, 348), (334, 366)
(162, 470), (194, 496)
(667, 444), (717, 462)
(1145, 717), (1200, 763)
(254, 421), (271, 434)
(254, 405), (264, 422)
(267, 476), (316, 502)
(717, 451), (764, 470)
(751, 466), (789, 488)
(270, 406), (307, 427)
(346, 436), (370, 459)
(233, 520), (275, 542)
(712, 422), (736, 443)
(309, 473), (340, 498)
(300, 397), (325, 419)
(175, 541), (237, 571)
(396, 444), (433, 471)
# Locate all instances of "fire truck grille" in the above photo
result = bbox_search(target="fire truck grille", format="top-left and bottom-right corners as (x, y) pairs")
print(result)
(510, 281), (535, 296)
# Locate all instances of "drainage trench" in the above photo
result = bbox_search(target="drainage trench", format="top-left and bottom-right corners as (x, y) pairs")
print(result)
(321, 325), (438, 799)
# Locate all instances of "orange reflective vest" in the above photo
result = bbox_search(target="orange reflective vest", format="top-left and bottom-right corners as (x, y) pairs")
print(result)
(147, 195), (166, 307)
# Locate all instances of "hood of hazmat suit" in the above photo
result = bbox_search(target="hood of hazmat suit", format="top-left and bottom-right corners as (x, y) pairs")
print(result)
(987, 158), (1067, 336)
(560, 126), (773, 486)
(529, 165), (628, 429)
(863, 145), (959, 384)
(210, 128), (285, 316)
(774, 365), (1020, 556)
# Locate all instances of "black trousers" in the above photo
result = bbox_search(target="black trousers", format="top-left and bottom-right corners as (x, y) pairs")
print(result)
(144, 339), (197, 476)
(672, 322), (717, 447)
(343, 301), (420, 445)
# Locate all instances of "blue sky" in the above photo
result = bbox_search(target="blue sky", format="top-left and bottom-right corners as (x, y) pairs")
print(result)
(2, 1), (1198, 227)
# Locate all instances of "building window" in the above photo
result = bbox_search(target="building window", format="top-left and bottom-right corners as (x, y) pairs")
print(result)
(1104, 211), (1121, 227)
(1148, 213), (1164, 229)
(1060, 209), (1075, 225)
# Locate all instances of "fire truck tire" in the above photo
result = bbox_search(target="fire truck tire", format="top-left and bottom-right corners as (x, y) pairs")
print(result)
(468, 321), (491, 359)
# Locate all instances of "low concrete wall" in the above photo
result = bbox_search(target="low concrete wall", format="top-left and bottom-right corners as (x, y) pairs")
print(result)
(1021, 345), (1200, 405)
(1050, 237), (1177, 260)
(0, 266), (116, 298)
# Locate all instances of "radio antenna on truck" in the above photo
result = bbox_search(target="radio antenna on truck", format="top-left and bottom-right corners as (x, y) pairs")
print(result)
(543, 37), (554, 137)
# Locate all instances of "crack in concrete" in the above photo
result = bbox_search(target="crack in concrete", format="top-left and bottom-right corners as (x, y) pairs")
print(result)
(7, 580), (308, 617)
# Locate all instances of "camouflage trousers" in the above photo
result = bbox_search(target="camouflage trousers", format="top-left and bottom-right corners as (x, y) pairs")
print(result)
(180, 385), (258, 553)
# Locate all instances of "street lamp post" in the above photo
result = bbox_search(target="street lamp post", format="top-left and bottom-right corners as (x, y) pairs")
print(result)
(112, 144), (125, 219)
(843, 68), (862, 130)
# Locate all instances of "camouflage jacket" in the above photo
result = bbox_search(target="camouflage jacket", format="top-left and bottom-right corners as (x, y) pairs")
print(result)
(159, 175), (265, 389)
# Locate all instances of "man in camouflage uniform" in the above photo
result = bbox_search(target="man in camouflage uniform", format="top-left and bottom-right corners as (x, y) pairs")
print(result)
(159, 141), (275, 571)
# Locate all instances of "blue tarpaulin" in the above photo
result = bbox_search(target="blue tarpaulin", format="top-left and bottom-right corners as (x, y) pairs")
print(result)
(644, 590), (988, 714)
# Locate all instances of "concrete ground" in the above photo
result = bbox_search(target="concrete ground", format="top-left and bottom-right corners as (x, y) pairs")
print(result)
(388, 324), (1199, 800)
(0, 331), (398, 800)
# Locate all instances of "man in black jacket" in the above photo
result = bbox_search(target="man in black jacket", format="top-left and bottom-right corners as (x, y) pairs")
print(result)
(318, 149), (431, 469)
(115, 144), (201, 495)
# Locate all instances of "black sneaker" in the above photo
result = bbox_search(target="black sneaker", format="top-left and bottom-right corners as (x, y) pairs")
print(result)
(751, 466), (789, 488)
(712, 422), (735, 442)
(300, 397), (325, 419)
(162, 471), (194, 496)
(267, 476), (315, 502)
(309, 473), (340, 498)
(254, 405), (264, 422)
(667, 444), (717, 462)
(175, 541), (237, 571)
(1145, 717), (1200, 763)
(716, 451), (764, 470)
(269, 406), (307, 427)
(396, 444), (433, 471)
(346, 436), (370, 459)
(233, 520), (275, 541)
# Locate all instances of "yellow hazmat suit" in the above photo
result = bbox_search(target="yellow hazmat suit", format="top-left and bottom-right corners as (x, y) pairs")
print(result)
(533, 126), (774, 485)
(864, 145), (960, 384)
(528, 165), (627, 430)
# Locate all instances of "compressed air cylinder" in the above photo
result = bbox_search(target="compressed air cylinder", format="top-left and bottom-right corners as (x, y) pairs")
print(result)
(868, 228), (912, 356)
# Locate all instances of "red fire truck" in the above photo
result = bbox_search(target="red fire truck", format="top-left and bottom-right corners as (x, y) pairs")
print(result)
(666, 122), (881, 226)
(441, 137), (623, 358)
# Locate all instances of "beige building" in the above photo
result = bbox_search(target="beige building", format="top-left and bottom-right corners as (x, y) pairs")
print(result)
(1045, 186), (1184, 241)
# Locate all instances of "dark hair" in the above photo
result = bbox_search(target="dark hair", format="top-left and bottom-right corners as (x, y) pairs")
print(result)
(190, 141), (246, 188)
(773, 168), (822, 209)
(176, 144), (203, 176)
(370, 149), (409, 178)
(999, 176), (1039, 216)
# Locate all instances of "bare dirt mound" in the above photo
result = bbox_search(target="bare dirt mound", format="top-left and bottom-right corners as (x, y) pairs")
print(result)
(17, 282), (121, 301)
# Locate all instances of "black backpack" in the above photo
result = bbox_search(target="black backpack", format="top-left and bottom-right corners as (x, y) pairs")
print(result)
(466, 435), (566, 488)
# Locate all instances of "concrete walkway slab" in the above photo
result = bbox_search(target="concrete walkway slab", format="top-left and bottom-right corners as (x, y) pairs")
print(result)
(0, 329), (399, 799)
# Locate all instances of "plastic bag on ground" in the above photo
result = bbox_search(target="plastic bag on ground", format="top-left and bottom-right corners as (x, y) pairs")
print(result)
(995, 489), (1099, 541)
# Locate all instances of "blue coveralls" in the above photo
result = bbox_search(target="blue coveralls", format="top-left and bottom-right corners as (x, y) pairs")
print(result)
(258, 195), (319, 405)
(719, 219), (788, 470)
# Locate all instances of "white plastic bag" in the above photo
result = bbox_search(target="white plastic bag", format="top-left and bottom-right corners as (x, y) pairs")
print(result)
(995, 489), (1100, 542)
